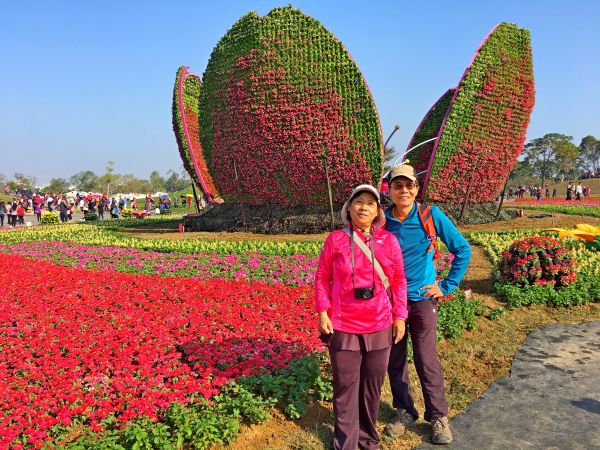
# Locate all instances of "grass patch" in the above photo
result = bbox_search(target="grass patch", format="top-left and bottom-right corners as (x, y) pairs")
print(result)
(507, 204), (600, 217)
(231, 302), (600, 450)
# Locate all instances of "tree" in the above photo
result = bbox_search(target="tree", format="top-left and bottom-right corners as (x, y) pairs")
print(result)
(383, 145), (397, 173)
(522, 134), (574, 186)
(509, 159), (533, 180)
(149, 171), (166, 193)
(164, 170), (189, 192)
(554, 140), (579, 181)
(579, 135), (600, 175)
(46, 178), (70, 194)
(99, 161), (117, 195)
(9, 173), (37, 191)
(69, 170), (100, 192)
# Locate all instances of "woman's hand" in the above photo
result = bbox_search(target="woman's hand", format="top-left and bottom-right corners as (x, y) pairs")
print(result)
(392, 319), (406, 344)
(318, 311), (334, 335)
(420, 281), (444, 299)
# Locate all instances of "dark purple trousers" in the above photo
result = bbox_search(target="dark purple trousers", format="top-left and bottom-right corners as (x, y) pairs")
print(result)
(328, 327), (392, 450)
(387, 299), (448, 421)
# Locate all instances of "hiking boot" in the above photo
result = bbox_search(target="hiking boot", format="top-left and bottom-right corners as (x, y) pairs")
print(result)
(383, 408), (416, 438)
(431, 417), (453, 445)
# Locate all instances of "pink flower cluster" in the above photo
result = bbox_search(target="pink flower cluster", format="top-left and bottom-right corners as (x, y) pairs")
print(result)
(0, 241), (317, 286)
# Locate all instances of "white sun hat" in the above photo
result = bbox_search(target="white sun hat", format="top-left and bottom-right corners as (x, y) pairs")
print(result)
(340, 184), (386, 227)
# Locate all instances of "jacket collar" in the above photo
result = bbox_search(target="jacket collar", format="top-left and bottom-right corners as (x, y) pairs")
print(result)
(385, 202), (417, 221)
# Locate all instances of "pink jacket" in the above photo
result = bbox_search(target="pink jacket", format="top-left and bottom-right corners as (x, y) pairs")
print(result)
(315, 226), (408, 334)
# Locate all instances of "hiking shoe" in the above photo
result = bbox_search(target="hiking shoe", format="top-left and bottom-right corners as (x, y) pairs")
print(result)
(383, 408), (416, 438)
(431, 417), (453, 445)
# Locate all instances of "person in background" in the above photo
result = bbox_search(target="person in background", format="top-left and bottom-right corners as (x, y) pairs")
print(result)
(0, 201), (5, 227)
(536, 187), (543, 201)
(16, 202), (25, 225)
(59, 200), (69, 223)
(98, 201), (105, 220)
(110, 200), (119, 219)
(575, 182), (583, 201)
(566, 182), (573, 201)
(384, 164), (472, 445)
(9, 202), (17, 226)
(315, 184), (408, 450)
(34, 202), (42, 222)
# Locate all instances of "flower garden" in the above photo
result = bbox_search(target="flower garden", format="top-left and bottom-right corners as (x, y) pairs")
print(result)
(3, 216), (600, 448)
(0, 222), (482, 448)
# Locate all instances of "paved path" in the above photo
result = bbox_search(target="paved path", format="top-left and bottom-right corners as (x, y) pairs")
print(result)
(2, 211), (87, 227)
(419, 321), (600, 449)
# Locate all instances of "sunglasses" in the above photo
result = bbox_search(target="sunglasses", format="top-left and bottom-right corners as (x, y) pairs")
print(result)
(391, 182), (417, 190)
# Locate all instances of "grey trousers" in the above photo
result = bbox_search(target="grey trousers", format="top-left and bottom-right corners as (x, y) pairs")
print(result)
(388, 299), (448, 421)
(329, 330), (391, 450)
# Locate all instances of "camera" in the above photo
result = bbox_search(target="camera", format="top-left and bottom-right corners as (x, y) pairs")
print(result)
(354, 287), (374, 300)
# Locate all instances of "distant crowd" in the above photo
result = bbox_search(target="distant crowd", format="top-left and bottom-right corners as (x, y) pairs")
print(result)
(1, 186), (201, 227)
(503, 182), (592, 201)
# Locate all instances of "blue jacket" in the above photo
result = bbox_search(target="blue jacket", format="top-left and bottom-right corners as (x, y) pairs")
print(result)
(384, 203), (471, 301)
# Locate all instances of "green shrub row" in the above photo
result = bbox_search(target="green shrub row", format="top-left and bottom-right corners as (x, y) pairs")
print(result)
(57, 354), (330, 450)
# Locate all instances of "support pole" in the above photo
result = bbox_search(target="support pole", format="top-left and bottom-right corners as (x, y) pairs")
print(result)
(191, 182), (201, 214)
(495, 176), (510, 221)
(384, 124), (401, 149)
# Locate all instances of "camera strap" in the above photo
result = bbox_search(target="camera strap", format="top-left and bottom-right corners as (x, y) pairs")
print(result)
(344, 227), (390, 290)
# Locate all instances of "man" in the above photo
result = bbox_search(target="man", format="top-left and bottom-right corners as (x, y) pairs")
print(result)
(383, 164), (472, 445)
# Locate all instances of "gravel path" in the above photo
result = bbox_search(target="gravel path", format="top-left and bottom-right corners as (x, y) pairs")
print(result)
(418, 320), (600, 449)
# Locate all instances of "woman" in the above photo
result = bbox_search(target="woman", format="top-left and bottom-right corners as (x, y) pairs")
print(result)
(17, 202), (26, 224)
(34, 202), (42, 222)
(8, 202), (16, 226)
(0, 201), (5, 227)
(315, 184), (408, 450)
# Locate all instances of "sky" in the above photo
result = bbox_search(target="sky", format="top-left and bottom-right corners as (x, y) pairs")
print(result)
(1, 0), (599, 186)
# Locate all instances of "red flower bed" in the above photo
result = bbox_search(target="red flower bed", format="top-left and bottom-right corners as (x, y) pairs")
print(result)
(511, 197), (600, 206)
(0, 256), (319, 448)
